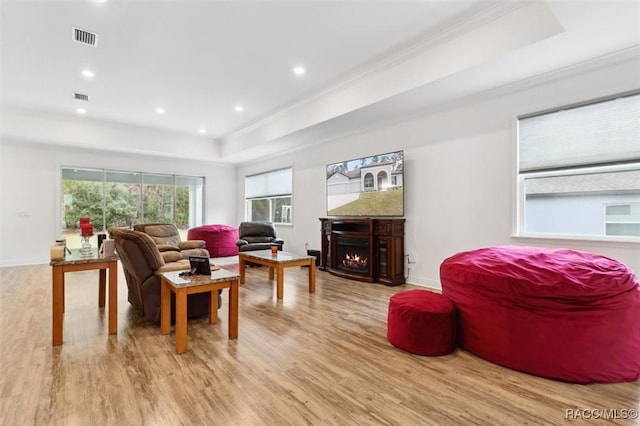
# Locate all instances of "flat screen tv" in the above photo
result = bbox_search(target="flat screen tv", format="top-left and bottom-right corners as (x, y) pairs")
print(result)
(326, 150), (404, 217)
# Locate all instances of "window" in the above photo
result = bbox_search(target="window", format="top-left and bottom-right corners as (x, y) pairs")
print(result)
(377, 171), (388, 189)
(62, 168), (204, 244)
(142, 173), (175, 224)
(363, 173), (374, 191)
(244, 167), (292, 224)
(605, 203), (640, 237)
(517, 91), (640, 239)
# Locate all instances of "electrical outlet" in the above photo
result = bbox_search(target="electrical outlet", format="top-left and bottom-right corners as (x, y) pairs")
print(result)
(407, 253), (416, 264)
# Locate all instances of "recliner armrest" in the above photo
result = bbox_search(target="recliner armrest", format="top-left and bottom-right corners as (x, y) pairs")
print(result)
(236, 239), (248, 247)
(157, 244), (180, 252)
(179, 240), (206, 250)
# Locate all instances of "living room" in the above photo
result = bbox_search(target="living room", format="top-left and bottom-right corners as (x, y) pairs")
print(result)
(1, 1), (639, 424)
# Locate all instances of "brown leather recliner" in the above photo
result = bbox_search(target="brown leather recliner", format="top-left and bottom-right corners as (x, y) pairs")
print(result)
(133, 223), (209, 263)
(235, 221), (284, 252)
(110, 228), (213, 323)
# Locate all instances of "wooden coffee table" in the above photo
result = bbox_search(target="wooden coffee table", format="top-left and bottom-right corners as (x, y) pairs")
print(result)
(159, 268), (239, 354)
(239, 250), (316, 299)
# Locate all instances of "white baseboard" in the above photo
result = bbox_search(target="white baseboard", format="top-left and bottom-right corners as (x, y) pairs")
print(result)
(0, 257), (48, 267)
(404, 274), (442, 291)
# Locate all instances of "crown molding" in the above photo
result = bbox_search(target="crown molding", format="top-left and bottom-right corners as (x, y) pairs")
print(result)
(220, 1), (535, 142)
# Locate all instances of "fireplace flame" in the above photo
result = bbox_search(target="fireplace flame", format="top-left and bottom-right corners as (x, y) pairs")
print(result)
(342, 253), (368, 270)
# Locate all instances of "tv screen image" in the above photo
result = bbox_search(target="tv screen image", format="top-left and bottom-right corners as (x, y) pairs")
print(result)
(326, 150), (404, 217)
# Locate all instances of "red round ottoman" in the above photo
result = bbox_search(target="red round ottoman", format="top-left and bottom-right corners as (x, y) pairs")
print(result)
(387, 289), (456, 356)
(187, 224), (239, 257)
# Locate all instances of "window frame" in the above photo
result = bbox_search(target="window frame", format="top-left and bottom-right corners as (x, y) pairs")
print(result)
(604, 202), (640, 237)
(514, 90), (640, 243)
(244, 167), (293, 225)
(59, 167), (205, 238)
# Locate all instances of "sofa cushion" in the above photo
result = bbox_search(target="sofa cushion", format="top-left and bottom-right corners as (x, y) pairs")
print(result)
(179, 240), (206, 250)
(133, 223), (182, 247)
(239, 242), (278, 252)
(156, 243), (180, 252)
(110, 228), (165, 277)
(239, 221), (277, 238)
(161, 251), (183, 263)
(244, 236), (274, 244)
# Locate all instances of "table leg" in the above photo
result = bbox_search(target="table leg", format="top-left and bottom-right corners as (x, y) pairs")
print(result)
(276, 265), (284, 299)
(175, 288), (188, 354)
(52, 266), (64, 346)
(268, 266), (274, 280)
(309, 260), (316, 293)
(160, 279), (171, 335)
(229, 280), (238, 339)
(209, 290), (218, 324)
(98, 269), (106, 308)
(108, 262), (117, 335)
(239, 257), (246, 284)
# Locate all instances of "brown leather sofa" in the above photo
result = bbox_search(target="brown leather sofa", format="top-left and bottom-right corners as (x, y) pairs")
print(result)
(133, 223), (209, 263)
(235, 221), (284, 252)
(110, 228), (213, 323)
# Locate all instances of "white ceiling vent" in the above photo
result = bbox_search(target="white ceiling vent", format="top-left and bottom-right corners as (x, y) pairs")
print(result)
(73, 92), (89, 101)
(71, 27), (99, 47)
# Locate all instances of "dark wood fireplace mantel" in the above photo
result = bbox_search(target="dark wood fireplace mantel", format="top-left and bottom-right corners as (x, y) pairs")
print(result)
(320, 218), (405, 286)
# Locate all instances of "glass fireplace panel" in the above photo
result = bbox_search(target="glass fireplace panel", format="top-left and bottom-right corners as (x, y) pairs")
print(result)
(336, 236), (370, 274)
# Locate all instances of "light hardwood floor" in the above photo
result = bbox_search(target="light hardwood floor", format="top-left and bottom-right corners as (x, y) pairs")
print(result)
(1, 261), (638, 425)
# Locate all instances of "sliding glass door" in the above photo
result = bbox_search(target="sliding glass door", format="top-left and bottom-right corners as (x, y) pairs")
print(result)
(61, 167), (204, 244)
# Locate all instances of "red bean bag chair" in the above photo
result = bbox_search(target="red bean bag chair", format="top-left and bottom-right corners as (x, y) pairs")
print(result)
(187, 224), (239, 257)
(440, 246), (640, 384)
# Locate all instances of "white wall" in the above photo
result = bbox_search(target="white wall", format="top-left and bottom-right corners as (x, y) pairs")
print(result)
(0, 139), (236, 266)
(3, 57), (638, 279)
(236, 57), (640, 288)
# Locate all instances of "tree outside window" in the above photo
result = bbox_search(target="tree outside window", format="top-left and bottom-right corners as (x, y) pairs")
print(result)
(61, 168), (204, 246)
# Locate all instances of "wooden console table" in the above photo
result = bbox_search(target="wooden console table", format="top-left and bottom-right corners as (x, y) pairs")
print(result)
(320, 217), (405, 285)
(50, 248), (118, 346)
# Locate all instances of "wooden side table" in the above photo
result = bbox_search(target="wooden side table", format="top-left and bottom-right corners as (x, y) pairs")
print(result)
(159, 268), (239, 354)
(50, 248), (118, 346)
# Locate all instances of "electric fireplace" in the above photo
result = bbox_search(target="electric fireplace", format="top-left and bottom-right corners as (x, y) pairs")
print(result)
(320, 218), (405, 285)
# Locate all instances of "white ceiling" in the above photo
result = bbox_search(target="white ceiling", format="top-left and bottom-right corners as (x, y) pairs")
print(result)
(2, 1), (639, 163)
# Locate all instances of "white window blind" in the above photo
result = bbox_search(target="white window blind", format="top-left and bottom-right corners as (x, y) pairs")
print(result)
(519, 93), (640, 172)
(245, 168), (292, 199)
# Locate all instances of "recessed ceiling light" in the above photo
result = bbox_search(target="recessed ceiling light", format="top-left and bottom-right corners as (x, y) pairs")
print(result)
(199, 128), (206, 134)
(234, 105), (244, 112)
(155, 107), (165, 115)
(293, 66), (305, 76)
(76, 108), (87, 114)
(81, 69), (95, 78)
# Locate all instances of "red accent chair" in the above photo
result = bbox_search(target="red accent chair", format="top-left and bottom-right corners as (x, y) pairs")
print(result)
(387, 289), (457, 356)
(440, 246), (640, 383)
(187, 224), (239, 258)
